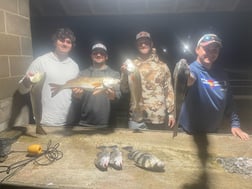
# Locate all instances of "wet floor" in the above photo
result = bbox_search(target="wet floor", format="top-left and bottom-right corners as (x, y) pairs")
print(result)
(0, 124), (252, 189)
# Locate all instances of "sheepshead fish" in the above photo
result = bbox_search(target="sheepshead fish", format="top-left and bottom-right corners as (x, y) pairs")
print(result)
(49, 77), (120, 97)
(30, 72), (47, 135)
(109, 145), (123, 170)
(173, 59), (190, 138)
(94, 146), (111, 171)
(125, 59), (143, 122)
(123, 146), (165, 172)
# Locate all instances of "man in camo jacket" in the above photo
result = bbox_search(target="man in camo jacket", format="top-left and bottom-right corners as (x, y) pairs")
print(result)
(121, 31), (175, 130)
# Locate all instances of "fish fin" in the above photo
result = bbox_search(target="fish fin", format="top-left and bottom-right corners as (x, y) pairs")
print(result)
(108, 145), (118, 149)
(122, 146), (133, 152)
(49, 83), (62, 97)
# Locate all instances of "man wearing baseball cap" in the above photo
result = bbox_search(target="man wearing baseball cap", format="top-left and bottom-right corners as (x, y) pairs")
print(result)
(179, 34), (249, 140)
(73, 42), (121, 127)
(120, 31), (175, 130)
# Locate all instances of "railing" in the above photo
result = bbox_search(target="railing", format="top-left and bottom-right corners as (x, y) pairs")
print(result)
(225, 69), (252, 99)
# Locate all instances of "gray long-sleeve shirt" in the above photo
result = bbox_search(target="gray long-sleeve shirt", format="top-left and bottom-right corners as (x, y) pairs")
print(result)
(77, 65), (121, 126)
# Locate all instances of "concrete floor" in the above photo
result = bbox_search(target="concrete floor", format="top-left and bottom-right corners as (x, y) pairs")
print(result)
(0, 124), (252, 189)
(0, 99), (251, 189)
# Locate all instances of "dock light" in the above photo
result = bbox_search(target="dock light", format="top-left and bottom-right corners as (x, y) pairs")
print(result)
(182, 43), (190, 53)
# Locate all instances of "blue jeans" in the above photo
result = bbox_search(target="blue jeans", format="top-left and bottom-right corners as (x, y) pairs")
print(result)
(128, 120), (148, 130)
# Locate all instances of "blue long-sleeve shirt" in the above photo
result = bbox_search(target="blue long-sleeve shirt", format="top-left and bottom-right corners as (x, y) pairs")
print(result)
(179, 61), (240, 134)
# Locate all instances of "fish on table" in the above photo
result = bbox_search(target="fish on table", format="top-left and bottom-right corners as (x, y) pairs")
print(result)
(124, 59), (143, 122)
(172, 59), (190, 138)
(94, 146), (111, 171)
(123, 146), (165, 172)
(49, 77), (120, 97)
(30, 72), (47, 135)
(109, 145), (123, 170)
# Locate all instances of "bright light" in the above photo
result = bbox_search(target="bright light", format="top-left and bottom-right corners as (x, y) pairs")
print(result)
(162, 48), (167, 53)
(182, 43), (190, 53)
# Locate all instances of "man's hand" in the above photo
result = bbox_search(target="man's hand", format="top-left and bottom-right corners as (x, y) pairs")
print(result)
(168, 114), (176, 128)
(231, 127), (250, 140)
(72, 88), (84, 99)
(92, 88), (116, 100)
(105, 88), (116, 100)
(21, 72), (35, 88)
(120, 63), (128, 74)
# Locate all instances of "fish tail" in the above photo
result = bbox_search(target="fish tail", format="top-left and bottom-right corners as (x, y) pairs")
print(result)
(172, 122), (179, 138)
(49, 83), (62, 97)
(132, 107), (143, 122)
(36, 125), (47, 135)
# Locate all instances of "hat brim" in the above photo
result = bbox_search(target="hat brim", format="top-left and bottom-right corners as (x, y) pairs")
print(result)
(92, 48), (107, 53)
(136, 37), (151, 41)
(199, 40), (222, 47)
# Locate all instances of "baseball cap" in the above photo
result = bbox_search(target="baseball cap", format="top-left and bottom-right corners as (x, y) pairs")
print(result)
(92, 43), (107, 52)
(197, 34), (222, 47)
(136, 31), (151, 40)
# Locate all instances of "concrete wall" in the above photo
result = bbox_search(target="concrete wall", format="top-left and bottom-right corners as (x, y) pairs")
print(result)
(0, 0), (33, 132)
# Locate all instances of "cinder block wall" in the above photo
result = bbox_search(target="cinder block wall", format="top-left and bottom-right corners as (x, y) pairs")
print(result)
(0, 0), (33, 132)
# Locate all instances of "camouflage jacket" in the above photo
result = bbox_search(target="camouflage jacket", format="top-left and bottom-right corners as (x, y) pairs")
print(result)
(121, 49), (175, 124)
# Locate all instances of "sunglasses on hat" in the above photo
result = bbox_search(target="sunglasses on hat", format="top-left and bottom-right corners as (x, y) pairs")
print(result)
(197, 34), (222, 47)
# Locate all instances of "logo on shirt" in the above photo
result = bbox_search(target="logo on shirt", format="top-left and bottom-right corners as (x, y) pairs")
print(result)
(201, 78), (227, 89)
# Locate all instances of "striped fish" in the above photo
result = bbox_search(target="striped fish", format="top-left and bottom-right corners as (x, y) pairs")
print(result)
(123, 146), (165, 172)
(94, 146), (111, 171)
(109, 145), (123, 170)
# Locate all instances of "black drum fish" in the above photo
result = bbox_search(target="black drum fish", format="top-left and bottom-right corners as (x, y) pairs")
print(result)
(173, 59), (190, 138)
(123, 146), (165, 172)
(30, 72), (47, 135)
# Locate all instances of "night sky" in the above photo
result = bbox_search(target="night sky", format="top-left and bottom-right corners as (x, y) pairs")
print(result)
(31, 12), (252, 72)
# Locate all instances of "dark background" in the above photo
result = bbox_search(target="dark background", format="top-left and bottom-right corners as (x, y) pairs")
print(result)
(30, 12), (252, 72)
(29, 4), (252, 128)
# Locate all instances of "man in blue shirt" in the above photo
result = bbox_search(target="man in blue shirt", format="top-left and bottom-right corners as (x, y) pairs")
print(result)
(179, 34), (249, 140)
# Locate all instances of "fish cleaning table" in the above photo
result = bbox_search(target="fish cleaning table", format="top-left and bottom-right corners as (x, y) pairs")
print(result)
(0, 125), (252, 189)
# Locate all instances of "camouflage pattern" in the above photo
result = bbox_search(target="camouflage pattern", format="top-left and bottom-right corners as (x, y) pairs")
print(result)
(121, 49), (175, 125)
